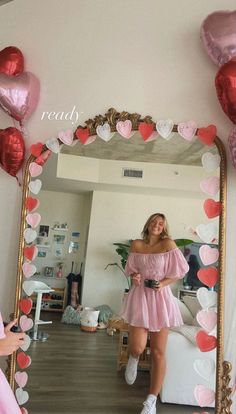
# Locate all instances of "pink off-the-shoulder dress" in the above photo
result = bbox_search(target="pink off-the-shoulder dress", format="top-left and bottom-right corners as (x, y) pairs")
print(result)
(0, 312), (21, 414)
(120, 248), (189, 332)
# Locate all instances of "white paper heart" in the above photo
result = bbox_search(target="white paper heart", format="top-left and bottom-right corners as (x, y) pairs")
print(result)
(96, 123), (115, 142)
(196, 309), (217, 332)
(15, 387), (29, 405)
(177, 121), (197, 141)
(199, 245), (219, 265)
(26, 213), (41, 229)
(116, 120), (134, 139)
(29, 162), (42, 178)
(22, 281), (35, 297)
(20, 334), (31, 352)
(22, 263), (37, 278)
(156, 119), (174, 139)
(196, 223), (218, 244)
(193, 358), (215, 381)
(202, 152), (221, 172)
(194, 384), (215, 407)
(46, 138), (60, 153)
(20, 315), (33, 332)
(15, 371), (28, 388)
(29, 179), (42, 195)
(197, 287), (217, 309)
(23, 228), (37, 244)
(200, 176), (220, 196)
(58, 129), (74, 145)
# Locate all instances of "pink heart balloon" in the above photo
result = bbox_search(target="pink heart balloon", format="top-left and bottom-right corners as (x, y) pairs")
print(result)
(196, 309), (217, 332)
(200, 176), (220, 196)
(228, 127), (236, 169)
(19, 315), (33, 332)
(0, 71), (40, 122)
(201, 10), (236, 66)
(199, 244), (219, 265)
(194, 385), (215, 407)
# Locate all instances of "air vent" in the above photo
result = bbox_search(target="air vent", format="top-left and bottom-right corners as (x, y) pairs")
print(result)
(123, 168), (143, 178)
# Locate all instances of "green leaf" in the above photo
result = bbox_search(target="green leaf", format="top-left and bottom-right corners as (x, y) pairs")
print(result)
(174, 239), (193, 247)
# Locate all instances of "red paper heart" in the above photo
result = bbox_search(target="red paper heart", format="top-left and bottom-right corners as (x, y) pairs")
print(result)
(197, 267), (218, 288)
(204, 199), (222, 218)
(138, 123), (154, 141)
(30, 142), (44, 157)
(17, 352), (31, 369)
(23, 246), (37, 261)
(19, 298), (33, 315)
(20, 408), (28, 414)
(25, 197), (40, 212)
(75, 127), (90, 144)
(0, 46), (24, 76)
(196, 330), (217, 352)
(197, 125), (217, 146)
(0, 127), (25, 177)
(35, 149), (51, 166)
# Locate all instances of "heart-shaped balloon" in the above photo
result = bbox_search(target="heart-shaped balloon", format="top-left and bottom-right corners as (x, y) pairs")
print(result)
(20, 334), (31, 352)
(196, 223), (218, 244)
(15, 387), (29, 405)
(194, 384), (215, 407)
(0, 46), (24, 76)
(138, 122), (154, 141)
(197, 267), (218, 288)
(20, 315), (33, 332)
(75, 127), (90, 144)
(204, 199), (222, 218)
(197, 287), (217, 310)
(196, 330), (217, 352)
(201, 11), (236, 66)
(58, 129), (74, 145)
(196, 309), (217, 332)
(19, 298), (33, 315)
(116, 120), (134, 139)
(0, 127), (25, 178)
(156, 119), (174, 140)
(96, 123), (115, 142)
(215, 58), (236, 124)
(26, 212), (41, 228)
(197, 125), (217, 146)
(0, 71), (40, 122)
(29, 179), (42, 195)
(24, 228), (37, 244)
(193, 358), (215, 381)
(177, 121), (197, 141)
(201, 152), (221, 172)
(23, 246), (38, 262)
(29, 162), (42, 177)
(25, 197), (40, 212)
(17, 352), (32, 369)
(46, 138), (60, 153)
(22, 262), (37, 278)
(200, 176), (220, 196)
(30, 142), (43, 157)
(228, 126), (236, 169)
(15, 371), (28, 388)
(199, 245), (219, 266)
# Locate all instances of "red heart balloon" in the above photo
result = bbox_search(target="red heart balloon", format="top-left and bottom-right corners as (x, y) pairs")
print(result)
(197, 267), (218, 288)
(0, 127), (25, 177)
(25, 197), (40, 212)
(196, 330), (217, 352)
(35, 149), (51, 166)
(0, 46), (24, 76)
(138, 122), (154, 141)
(30, 142), (43, 157)
(23, 246), (38, 261)
(17, 352), (31, 369)
(75, 127), (90, 144)
(197, 125), (217, 146)
(19, 298), (33, 315)
(204, 199), (222, 218)
(215, 58), (236, 124)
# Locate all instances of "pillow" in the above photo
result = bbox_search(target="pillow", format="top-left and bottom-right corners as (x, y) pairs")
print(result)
(174, 297), (194, 325)
(61, 306), (81, 325)
(182, 296), (202, 318)
(94, 304), (114, 323)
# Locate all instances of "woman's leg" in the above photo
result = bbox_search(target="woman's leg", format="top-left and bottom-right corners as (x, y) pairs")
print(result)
(128, 325), (148, 357)
(149, 328), (169, 395)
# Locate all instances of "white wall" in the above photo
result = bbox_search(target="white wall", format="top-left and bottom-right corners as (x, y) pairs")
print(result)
(0, 0), (235, 405)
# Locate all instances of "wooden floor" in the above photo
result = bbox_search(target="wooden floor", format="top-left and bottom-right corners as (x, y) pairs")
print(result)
(26, 317), (213, 414)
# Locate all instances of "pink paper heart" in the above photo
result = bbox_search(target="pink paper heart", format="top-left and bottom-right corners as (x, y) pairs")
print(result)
(58, 129), (73, 145)
(194, 385), (215, 407)
(29, 162), (42, 177)
(26, 212), (41, 228)
(196, 309), (217, 332)
(15, 371), (28, 388)
(19, 315), (33, 332)
(177, 121), (197, 141)
(200, 176), (220, 196)
(116, 120), (133, 139)
(22, 262), (37, 278)
(199, 245), (219, 265)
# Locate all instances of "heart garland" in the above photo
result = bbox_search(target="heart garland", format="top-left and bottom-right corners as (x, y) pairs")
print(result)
(17, 352), (32, 370)
(20, 335), (31, 352)
(29, 162), (42, 177)
(193, 358), (215, 381)
(19, 298), (33, 315)
(197, 267), (218, 288)
(58, 129), (74, 145)
(196, 330), (217, 352)
(196, 309), (217, 332)
(201, 152), (221, 172)
(15, 372), (28, 388)
(138, 122), (154, 141)
(194, 384), (215, 407)
(26, 212), (41, 228)
(23, 246), (38, 262)
(46, 138), (60, 153)
(199, 245), (219, 266)
(196, 223), (218, 244)
(96, 123), (115, 142)
(116, 120), (134, 139)
(197, 287), (217, 309)
(30, 142), (44, 157)
(20, 315), (33, 332)
(177, 121), (197, 140)
(29, 179), (42, 195)
(156, 119), (174, 140)
(199, 176), (220, 196)
(197, 125), (217, 146)
(23, 228), (37, 244)
(15, 387), (29, 405)
(25, 197), (40, 212)
(203, 199), (222, 218)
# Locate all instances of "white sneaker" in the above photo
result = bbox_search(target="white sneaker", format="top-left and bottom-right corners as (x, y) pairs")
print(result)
(140, 397), (157, 414)
(125, 355), (139, 385)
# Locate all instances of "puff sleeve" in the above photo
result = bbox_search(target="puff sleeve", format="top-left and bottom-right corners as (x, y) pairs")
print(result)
(164, 248), (189, 279)
(124, 253), (138, 277)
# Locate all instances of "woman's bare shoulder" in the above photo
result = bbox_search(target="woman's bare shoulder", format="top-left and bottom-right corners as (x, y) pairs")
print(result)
(161, 238), (177, 251)
(130, 239), (144, 252)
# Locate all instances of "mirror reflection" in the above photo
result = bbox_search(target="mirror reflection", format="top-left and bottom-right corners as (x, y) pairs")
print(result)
(24, 131), (220, 413)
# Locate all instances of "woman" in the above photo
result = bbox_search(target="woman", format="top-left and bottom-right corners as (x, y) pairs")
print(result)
(0, 312), (25, 414)
(120, 213), (189, 414)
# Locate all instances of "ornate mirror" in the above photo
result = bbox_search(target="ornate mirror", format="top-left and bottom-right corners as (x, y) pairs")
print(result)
(9, 108), (231, 413)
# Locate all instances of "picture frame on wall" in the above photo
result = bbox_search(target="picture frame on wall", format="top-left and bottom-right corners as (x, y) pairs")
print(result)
(44, 266), (54, 277)
(39, 225), (50, 237)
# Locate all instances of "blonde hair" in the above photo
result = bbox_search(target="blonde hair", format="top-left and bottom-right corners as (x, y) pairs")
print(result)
(141, 213), (170, 242)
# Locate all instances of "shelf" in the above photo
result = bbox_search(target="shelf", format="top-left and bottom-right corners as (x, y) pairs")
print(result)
(51, 228), (68, 232)
(32, 307), (64, 312)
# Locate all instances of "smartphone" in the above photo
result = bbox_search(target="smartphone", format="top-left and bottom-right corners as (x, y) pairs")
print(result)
(144, 279), (159, 289)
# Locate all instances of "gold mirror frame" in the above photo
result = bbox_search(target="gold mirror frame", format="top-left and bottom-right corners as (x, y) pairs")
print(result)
(9, 108), (232, 414)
